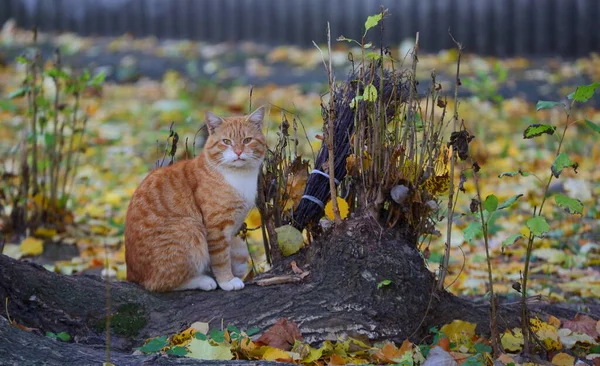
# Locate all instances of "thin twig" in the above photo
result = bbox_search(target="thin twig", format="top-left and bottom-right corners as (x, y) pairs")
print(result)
(438, 35), (462, 291)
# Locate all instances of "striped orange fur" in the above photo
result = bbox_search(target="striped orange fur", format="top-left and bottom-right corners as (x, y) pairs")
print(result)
(125, 106), (266, 292)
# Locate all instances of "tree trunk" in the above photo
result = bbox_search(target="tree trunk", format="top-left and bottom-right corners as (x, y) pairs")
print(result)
(0, 218), (587, 364)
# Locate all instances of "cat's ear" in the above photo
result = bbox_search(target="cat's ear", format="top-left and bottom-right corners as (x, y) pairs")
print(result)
(205, 111), (224, 135)
(246, 106), (265, 130)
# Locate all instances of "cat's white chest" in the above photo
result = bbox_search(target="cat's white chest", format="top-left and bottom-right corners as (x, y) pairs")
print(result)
(220, 168), (259, 206)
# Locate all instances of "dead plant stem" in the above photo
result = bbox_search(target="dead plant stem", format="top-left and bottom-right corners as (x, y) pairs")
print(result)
(439, 39), (462, 291)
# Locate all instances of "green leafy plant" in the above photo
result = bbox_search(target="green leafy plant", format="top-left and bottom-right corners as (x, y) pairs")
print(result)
(1, 32), (104, 239)
(491, 82), (599, 354)
(45, 331), (71, 342)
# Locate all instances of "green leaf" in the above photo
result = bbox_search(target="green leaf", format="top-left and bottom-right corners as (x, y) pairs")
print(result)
(364, 13), (383, 32)
(245, 327), (260, 336)
(474, 343), (492, 354)
(377, 279), (392, 289)
(194, 332), (207, 340)
(483, 195), (498, 212)
(502, 233), (523, 247)
(187, 338), (233, 360)
(15, 56), (29, 65)
(498, 171), (530, 178)
(226, 324), (240, 335)
(523, 124), (556, 139)
(569, 82), (600, 102)
(349, 95), (363, 109)
(7, 87), (29, 99)
(551, 152), (578, 178)
(45, 331), (57, 339)
(56, 331), (71, 342)
(554, 194), (583, 215)
(0, 99), (17, 112)
(209, 328), (225, 343)
(89, 71), (106, 86)
(166, 346), (189, 356)
(44, 133), (55, 148)
(139, 336), (168, 354)
(463, 222), (483, 243)
(336, 35), (353, 42)
(526, 216), (550, 237)
(535, 101), (564, 111)
(584, 119), (600, 134)
(365, 51), (381, 60)
(498, 194), (523, 210)
(363, 84), (378, 102)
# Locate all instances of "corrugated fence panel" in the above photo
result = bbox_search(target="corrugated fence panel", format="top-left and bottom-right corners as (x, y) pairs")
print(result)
(1, 0), (599, 56)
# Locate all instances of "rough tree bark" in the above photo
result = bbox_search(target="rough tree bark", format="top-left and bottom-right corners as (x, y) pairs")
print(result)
(0, 218), (590, 365)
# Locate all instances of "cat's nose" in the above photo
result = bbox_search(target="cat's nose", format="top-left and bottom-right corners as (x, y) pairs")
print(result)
(234, 149), (243, 157)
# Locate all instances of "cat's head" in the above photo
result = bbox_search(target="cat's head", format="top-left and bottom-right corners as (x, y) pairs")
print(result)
(203, 106), (267, 170)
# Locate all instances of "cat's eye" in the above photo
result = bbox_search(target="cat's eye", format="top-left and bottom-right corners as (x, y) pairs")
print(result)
(222, 139), (232, 145)
(243, 137), (252, 144)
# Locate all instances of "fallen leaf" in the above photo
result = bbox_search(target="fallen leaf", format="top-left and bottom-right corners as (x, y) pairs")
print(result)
(189, 321), (210, 335)
(324, 196), (349, 220)
(551, 352), (575, 366)
(549, 316), (562, 328)
(562, 314), (599, 339)
(373, 343), (402, 363)
(329, 353), (347, 365)
(531, 318), (561, 351)
(262, 346), (294, 362)
(255, 318), (302, 351)
(290, 261), (303, 274)
(557, 328), (597, 348)
(187, 338), (233, 360)
(496, 353), (516, 365)
(423, 346), (457, 366)
(501, 328), (524, 352)
(20, 237), (44, 256)
(440, 320), (477, 343)
(33, 227), (57, 238)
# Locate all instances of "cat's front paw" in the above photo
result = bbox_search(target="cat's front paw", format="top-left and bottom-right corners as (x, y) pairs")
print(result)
(218, 277), (245, 291)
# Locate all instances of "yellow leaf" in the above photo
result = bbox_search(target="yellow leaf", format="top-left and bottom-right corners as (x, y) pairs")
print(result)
(501, 328), (524, 352)
(324, 197), (349, 220)
(551, 352), (575, 366)
(440, 320), (477, 343)
(531, 318), (561, 351)
(20, 237), (44, 256)
(187, 338), (232, 360)
(262, 347), (293, 362)
(548, 315), (561, 328)
(244, 208), (262, 229)
(103, 192), (122, 206)
(170, 329), (194, 346)
(299, 345), (323, 363)
(34, 227), (57, 238)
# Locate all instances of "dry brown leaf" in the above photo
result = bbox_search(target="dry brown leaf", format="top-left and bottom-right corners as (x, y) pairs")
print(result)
(329, 354), (346, 365)
(496, 353), (516, 365)
(373, 343), (402, 363)
(255, 318), (303, 351)
(562, 314), (599, 339)
(551, 352), (575, 366)
(290, 261), (303, 274)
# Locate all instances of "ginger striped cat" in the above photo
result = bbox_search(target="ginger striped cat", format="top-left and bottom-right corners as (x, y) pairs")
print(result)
(125, 106), (266, 292)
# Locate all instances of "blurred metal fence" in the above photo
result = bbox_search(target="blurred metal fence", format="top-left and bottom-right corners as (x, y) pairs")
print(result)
(1, 0), (599, 57)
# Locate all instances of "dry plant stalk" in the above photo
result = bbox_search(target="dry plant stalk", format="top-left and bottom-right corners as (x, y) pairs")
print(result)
(324, 22), (342, 224)
(438, 37), (462, 291)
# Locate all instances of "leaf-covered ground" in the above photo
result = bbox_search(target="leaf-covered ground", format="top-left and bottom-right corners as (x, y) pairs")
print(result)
(1, 26), (599, 364)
